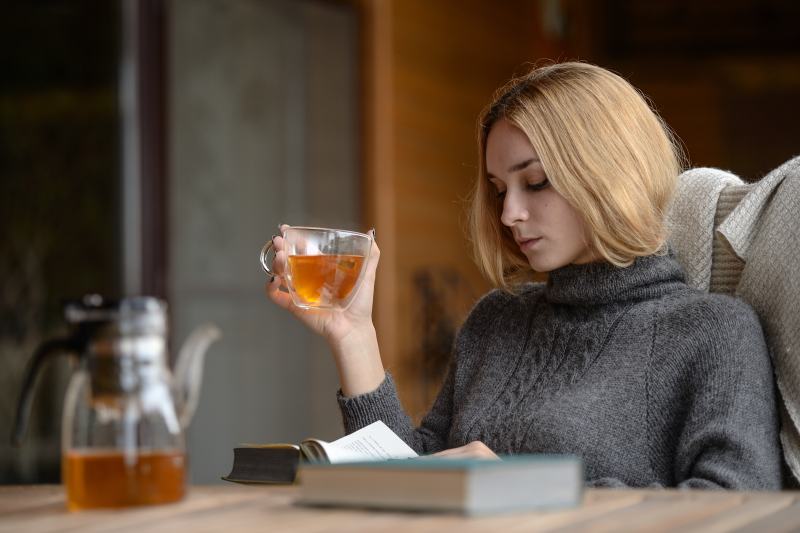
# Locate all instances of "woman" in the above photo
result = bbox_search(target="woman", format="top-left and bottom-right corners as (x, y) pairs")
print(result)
(266, 62), (781, 489)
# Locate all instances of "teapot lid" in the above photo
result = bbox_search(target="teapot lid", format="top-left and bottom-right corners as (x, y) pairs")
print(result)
(65, 295), (167, 336)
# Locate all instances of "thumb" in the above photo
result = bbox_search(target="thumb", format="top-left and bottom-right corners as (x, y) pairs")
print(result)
(364, 230), (380, 281)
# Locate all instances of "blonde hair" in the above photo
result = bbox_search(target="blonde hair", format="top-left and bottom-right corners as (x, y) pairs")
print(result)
(468, 62), (686, 290)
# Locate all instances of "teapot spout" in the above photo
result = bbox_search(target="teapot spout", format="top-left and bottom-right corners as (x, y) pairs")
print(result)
(174, 323), (221, 429)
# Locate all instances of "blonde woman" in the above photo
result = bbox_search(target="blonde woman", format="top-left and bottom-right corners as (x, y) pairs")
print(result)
(266, 62), (781, 489)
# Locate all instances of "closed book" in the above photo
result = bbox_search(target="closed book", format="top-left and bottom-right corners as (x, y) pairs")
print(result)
(222, 421), (417, 484)
(222, 444), (301, 484)
(297, 455), (583, 515)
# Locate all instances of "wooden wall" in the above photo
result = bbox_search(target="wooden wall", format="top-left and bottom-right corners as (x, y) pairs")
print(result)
(564, 0), (800, 181)
(357, 0), (560, 420)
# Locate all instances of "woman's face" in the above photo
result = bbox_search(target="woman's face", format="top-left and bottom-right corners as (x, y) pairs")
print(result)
(485, 118), (594, 272)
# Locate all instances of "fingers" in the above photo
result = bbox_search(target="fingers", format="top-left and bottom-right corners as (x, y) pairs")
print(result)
(428, 441), (500, 460)
(264, 277), (292, 310)
(431, 446), (471, 457)
(270, 235), (287, 276)
(265, 277), (317, 328)
(266, 224), (306, 319)
(265, 225), (290, 299)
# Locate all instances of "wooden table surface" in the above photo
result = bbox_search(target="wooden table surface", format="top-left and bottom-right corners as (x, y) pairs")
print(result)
(1, 485), (800, 532)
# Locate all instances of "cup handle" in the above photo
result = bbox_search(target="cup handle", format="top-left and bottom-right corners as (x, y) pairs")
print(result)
(260, 240), (276, 276)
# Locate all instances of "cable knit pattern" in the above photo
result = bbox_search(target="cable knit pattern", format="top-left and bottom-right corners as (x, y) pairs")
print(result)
(337, 254), (782, 489)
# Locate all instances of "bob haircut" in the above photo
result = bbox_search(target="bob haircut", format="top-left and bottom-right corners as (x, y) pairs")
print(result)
(468, 62), (686, 290)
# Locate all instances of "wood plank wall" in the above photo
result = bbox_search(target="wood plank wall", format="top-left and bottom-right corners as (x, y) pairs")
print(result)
(357, 0), (560, 420)
(564, 0), (800, 181)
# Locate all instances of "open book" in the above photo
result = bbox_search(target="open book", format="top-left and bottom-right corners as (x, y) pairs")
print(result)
(222, 420), (417, 484)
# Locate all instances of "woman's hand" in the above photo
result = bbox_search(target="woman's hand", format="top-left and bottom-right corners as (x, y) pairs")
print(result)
(265, 225), (385, 397)
(430, 441), (500, 460)
(265, 225), (379, 345)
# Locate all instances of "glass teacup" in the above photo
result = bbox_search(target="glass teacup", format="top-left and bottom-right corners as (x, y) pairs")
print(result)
(260, 226), (373, 310)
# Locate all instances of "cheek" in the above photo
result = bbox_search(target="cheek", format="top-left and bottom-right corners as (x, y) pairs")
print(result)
(547, 200), (586, 241)
(561, 212), (586, 241)
(533, 195), (561, 225)
(525, 196), (551, 222)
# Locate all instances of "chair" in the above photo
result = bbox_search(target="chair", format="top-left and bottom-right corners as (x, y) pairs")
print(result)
(667, 156), (800, 488)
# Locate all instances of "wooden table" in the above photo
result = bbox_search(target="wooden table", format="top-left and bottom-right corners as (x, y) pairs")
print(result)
(1, 485), (799, 532)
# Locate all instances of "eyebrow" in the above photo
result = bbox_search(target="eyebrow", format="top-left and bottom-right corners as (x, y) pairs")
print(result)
(487, 157), (540, 180)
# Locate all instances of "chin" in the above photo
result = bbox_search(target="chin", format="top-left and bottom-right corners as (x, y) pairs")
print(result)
(526, 246), (593, 272)
(526, 255), (569, 273)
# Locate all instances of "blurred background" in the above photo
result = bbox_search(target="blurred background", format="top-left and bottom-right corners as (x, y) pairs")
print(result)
(1, 0), (799, 485)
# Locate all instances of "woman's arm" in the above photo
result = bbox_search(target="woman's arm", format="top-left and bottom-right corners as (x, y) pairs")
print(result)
(336, 289), (512, 454)
(267, 226), (462, 453)
(266, 227), (385, 396)
(328, 323), (385, 398)
(268, 232), (512, 455)
(664, 298), (782, 490)
(337, 366), (454, 455)
(593, 296), (783, 490)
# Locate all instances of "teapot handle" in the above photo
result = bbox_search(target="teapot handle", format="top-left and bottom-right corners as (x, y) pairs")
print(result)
(11, 337), (82, 446)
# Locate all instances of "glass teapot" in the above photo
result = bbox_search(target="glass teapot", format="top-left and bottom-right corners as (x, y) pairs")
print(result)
(11, 295), (220, 511)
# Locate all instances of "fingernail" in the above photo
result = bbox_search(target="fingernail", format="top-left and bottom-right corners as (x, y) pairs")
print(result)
(369, 228), (376, 241)
(271, 234), (278, 242)
(277, 223), (284, 232)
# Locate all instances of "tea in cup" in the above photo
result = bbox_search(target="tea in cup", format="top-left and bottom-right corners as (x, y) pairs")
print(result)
(260, 226), (372, 310)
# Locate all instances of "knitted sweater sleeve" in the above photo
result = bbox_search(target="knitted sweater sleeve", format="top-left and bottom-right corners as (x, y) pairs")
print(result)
(335, 368), (453, 454)
(336, 289), (511, 454)
(591, 294), (782, 489)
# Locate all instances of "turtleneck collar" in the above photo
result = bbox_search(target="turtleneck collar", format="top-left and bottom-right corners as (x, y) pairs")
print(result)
(544, 252), (687, 306)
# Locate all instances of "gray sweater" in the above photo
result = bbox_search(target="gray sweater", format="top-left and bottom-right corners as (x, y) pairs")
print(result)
(337, 253), (782, 489)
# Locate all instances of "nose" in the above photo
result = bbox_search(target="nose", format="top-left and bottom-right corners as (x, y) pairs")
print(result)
(500, 189), (529, 227)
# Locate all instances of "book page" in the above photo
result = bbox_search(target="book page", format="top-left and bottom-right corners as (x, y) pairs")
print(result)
(323, 421), (418, 463)
(300, 439), (337, 463)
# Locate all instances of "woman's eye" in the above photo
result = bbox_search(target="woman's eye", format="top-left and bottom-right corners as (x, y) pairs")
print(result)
(496, 190), (506, 199)
(526, 178), (549, 191)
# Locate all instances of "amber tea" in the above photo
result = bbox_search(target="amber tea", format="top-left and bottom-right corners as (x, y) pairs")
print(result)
(261, 226), (373, 310)
(288, 254), (365, 307)
(64, 449), (186, 510)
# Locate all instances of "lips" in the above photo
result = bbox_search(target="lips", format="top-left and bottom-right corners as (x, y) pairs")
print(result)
(517, 237), (542, 251)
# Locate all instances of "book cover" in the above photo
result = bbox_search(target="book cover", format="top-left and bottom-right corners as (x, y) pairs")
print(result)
(296, 455), (584, 515)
